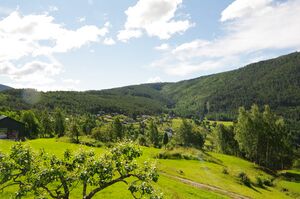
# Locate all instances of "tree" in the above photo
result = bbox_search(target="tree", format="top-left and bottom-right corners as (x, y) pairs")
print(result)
(54, 109), (65, 137)
(214, 124), (239, 156)
(112, 117), (123, 141)
(148, 120), (160, 147)
(21, 110), (40, 138)
(163, 132), (169, 148)
(176, 119), (204, 148)
(40, 111), (54, 137)
(82, 114), (96, 135)
(0, 143), (162, 199)
(69, 119), (80, 143)
(235, 104), (294, 169)
(92, 125), (113, 142)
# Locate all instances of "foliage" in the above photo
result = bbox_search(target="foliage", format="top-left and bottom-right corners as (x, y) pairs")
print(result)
(54, 109), (65, 137)
(213, 124), (239, 156)
(0, 142), (161, 199)
(235, 104), (294, 169)
(175, 119), (204, 148)
(238, 172), (251, 187)
(112, 117), (124, 141)
(21, 110), (40, 138)
(148, 120), (160, 147)
(163, 132), (169, 148)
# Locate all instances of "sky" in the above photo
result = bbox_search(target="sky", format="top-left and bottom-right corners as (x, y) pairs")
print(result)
(0, 0), (300, 91)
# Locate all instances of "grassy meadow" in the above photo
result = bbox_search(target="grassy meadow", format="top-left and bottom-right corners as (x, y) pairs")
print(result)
(1, 139), (299, 199)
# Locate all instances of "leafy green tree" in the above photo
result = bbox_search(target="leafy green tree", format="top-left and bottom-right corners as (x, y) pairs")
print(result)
(21, 110), (40, 138)
(235, 104), (294, 169)
(112, 117), (123, 140)
(82, 114), (96, 135)
(148, 120), (160, 147)
(54, 109), (65, 137)
(40, 111), (54, 137)
(214, 124), (239, 156)
(91, 125), (113, 142)
(69, 119), (80, 143)
(0, 143), (162, 199)
(163, 132), (169, 148)
(176, 119), (204, 148)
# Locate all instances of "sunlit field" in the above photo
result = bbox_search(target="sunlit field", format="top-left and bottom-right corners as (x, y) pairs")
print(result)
(1, 139), (299, 199)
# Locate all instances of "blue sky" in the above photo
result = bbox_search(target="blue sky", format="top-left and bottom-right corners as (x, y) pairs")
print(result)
(0, 0), (299, 91)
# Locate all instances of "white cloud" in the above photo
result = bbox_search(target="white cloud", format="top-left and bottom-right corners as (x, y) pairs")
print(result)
(117, 29), (143, 42)
(49, 6), (58, 12)
(0, 6), (13, 15)
(155, 43), (170, 51)
(118, 0), (193, 41)
(0, 60), (62, 84)
(147, 76), (162, 83)
(63, 78), (80, 84)
(103, 37), (116, 45)
(221, 0), (272, 22)
(0, 11), (111, 90)
(78, 17), (86, 23)
(152, 0), (300, 76)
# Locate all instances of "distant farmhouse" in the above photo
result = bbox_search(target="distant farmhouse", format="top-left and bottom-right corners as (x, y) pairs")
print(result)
(0, 115), (25, 140)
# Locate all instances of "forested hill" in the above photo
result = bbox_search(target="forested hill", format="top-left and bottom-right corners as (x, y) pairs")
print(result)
(0, 84), (12, 91)
(163, 52), (300, 120)
(0, 52), (300, 123)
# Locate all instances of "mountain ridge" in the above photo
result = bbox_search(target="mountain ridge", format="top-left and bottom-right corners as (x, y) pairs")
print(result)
(0, 84), (12, 91)
(0, 52), (299, 125)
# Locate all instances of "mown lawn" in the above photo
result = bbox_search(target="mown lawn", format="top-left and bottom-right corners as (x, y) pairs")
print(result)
(0, 139), (299, 199)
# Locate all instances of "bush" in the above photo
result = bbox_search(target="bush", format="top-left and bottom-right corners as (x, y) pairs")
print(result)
(255, 176), (264, 188)
(292, 159), (300, 169)
(238, 172), (251, 187)
(263, 178), (274, 187)
(156, 147), (201, 160)
(222, 168), (229, 175)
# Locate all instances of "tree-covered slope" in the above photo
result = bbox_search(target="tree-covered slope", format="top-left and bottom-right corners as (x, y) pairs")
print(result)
(1, 52), (300, 123)
(162, 52), (300, 120)
(0, 83), (170, 115)
(0, 84), (12, 91)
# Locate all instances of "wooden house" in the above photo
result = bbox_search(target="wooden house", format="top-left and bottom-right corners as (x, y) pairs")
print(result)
(0, 115), (25, 140)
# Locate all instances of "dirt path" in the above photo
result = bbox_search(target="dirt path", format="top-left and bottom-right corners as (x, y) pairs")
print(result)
(161, 173), (251, 199)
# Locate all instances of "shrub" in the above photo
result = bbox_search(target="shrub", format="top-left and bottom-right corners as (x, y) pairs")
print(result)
(255, 176), (264, 188)
(238, 172), (251, 187)
(263, 178), (274, 187)
(222, 168), (229, 175)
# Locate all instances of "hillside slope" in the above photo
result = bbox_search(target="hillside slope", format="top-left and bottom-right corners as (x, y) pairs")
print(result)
(0, 83), (170, 115)
(0, 52), (299, 124)
(162, 52), (300, 121)
(0, 84), (12, 91)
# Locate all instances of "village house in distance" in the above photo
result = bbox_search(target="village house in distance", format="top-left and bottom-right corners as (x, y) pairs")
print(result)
(0, 115), (25, 140)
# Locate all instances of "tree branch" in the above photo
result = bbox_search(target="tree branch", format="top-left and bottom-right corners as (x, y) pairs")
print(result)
(84, 174), (134, 199)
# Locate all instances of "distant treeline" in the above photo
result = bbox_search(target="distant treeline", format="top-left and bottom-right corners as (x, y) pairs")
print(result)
(1, 52), (300, 136)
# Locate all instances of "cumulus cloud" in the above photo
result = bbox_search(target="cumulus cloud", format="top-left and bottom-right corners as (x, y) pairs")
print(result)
(118, 0), (193, 41)
(220, 0), (272, 22)
(103, 37), (116, 45)
(152, 0), (300, 76)
(0, 11), (111, 90)
(155, 43), (170, 51)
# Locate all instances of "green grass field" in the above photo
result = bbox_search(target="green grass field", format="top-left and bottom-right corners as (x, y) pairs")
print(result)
(0, 139), (299, 199)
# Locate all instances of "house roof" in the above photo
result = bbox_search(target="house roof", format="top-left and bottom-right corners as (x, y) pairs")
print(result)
(0, 115), (7, 120)
(0, 115), (24, 125)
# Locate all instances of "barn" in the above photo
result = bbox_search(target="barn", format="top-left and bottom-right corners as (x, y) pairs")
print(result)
(0, 115), (25, 140)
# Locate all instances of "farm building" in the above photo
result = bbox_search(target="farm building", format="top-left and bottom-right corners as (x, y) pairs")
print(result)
(0, 115), (25, 140)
